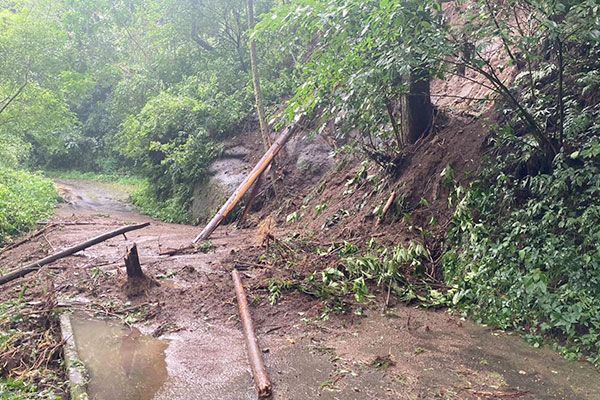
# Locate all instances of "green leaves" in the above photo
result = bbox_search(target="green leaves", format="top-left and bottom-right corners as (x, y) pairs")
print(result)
(256, 0), (444, 162)
(0, 0), (78, 167)
(444, 135), (600, 365)
(0, 169), (58, 245)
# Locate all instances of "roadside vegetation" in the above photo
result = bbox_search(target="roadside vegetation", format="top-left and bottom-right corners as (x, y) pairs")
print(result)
(0, 169), (58, 246)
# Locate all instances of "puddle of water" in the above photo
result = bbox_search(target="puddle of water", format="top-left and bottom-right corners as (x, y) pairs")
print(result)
(69, 312), (168, 400)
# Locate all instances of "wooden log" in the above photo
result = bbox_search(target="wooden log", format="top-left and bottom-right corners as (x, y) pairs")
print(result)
(37, 221), (116, 226)
(193, 125), (296, 243)
(232, 269), (272, 398)
(0, 223), (56, 255)
(0, 222), (150, 286)
(158, 244), (194, 256)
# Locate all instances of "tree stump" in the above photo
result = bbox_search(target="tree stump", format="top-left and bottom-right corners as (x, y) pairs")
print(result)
(124, 244), (157, 298)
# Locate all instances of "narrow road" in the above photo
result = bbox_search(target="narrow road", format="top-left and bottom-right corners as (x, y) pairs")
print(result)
(3, 179), (599, 400)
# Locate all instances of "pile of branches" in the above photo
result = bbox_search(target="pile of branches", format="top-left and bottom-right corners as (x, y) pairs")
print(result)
(0, 284), (65, 393)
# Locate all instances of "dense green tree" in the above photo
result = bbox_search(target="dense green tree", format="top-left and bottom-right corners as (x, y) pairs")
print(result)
(0, 0), (78, 167)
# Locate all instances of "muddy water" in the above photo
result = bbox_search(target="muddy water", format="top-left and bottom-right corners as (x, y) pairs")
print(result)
(54, 178), (138, 215)
(70, 313), (168, 400)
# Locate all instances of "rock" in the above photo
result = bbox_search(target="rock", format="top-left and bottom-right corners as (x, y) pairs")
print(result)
(223, 145), (251, 158)
(190, 157), (248, 224)
(286, 135), (333, 176)
(190, 135), (333, 223)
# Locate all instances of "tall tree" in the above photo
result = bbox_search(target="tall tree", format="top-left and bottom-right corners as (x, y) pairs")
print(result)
(401, 67), (433, 145)
(248, 0), (270, 151)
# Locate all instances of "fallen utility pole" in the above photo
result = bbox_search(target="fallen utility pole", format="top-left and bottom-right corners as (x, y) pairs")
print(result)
(238, 164), (272, 226)
(232, 269), (272, 398)
(193, 125), (296, 243)
(0, 222), (150, 286)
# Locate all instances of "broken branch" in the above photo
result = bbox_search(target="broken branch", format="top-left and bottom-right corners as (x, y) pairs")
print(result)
(0, 222), (150, 286)
(0, 223), (56, 256)
(376, 191), (396, 226)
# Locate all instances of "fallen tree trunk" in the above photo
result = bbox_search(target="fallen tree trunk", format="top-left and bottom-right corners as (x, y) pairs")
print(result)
(193, 125), (296, 243)
(37, 221), (115, 226)
(232, 269), (272, 398)
(158, 244), (194, 256)
(0, 222), (150, 286)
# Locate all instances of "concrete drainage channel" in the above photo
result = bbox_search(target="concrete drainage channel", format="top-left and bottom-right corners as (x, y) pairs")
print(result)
(59, 310), (168, 400)
(59, 313), (89, 400)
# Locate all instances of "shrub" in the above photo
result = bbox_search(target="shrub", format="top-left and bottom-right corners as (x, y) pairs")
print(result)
(444, 138), (600, 366)
(0, 169), (58, 245)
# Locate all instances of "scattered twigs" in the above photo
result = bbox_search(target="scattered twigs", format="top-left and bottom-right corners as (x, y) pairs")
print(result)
(232, 259), (269, 269)
(232, 269), (272, 398)
(462, 389), (529, 398)
(0, 284), (63, 382)
(0, 222), (150, 286)
(42, 235), (55, 252)
(118, 301), (151, 314)
(159, 244), (194, 256)
(0, 224), (56, 255)
(319, 232), (387, 249)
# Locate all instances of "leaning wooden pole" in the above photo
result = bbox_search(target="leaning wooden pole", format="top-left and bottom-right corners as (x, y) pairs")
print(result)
(0, 222), (150, 286)
(193, 126), (295, 243)
(238, 164), (271, 226)
(232, 269), (272, 398)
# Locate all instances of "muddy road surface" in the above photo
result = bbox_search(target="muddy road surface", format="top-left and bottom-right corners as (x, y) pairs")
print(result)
(1, 179), (599, 400)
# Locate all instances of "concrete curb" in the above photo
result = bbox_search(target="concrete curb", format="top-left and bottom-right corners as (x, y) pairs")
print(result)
(59, 313), (90, 400)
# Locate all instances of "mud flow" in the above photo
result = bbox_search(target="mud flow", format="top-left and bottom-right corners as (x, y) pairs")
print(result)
(3, 179), (598, 400)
